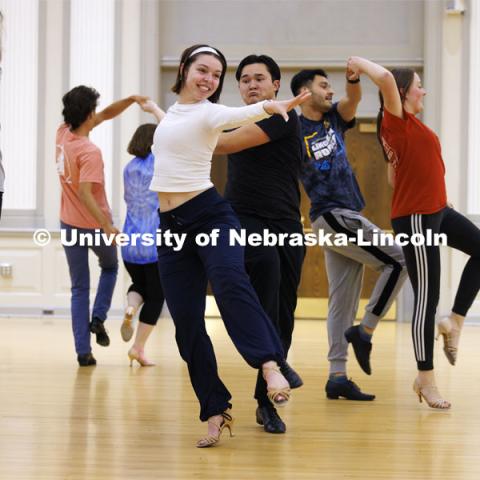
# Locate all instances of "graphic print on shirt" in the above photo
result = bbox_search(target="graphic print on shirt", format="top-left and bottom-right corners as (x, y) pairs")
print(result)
(56, 144), (73, 184)
(303, 121), (344, 172)
(380, 135), (399, 169)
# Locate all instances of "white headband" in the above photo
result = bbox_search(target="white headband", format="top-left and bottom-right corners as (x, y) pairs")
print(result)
(189, 46), (220, 58)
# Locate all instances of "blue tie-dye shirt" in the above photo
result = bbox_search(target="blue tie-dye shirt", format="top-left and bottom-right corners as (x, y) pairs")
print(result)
(299, 103), (365, 222)
(121, 153), (159, 264)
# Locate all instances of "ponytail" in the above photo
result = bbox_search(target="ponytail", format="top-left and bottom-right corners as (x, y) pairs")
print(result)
(376, 92), (389, 162)
(376, 68), (416, 163)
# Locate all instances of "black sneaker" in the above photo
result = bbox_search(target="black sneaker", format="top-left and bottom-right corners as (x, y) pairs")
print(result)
(90, 317), (110, 347)
(345, 325), (372, 375)
(256, 405), (286, 434)
(279, 361), (304, 389)
(325, 378), (375, 401)
(77, 353), (97, 367)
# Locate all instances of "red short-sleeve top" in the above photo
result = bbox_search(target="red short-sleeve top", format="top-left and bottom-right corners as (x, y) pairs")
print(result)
(381, 109), (447, 219)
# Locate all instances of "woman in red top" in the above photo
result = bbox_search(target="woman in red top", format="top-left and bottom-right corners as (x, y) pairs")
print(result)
(347, 56), (480, 409)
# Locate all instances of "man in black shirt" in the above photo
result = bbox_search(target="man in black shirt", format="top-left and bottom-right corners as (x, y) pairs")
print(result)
(216, 55), (305, 434)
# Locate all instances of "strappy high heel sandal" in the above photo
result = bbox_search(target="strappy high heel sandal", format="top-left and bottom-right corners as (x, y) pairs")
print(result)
(128, 347), (155, 367)
(196, 410), (234, 448)
(436, 316), (461, 366)
(262, 365), (291, 408)
(413, 378), (451, 409)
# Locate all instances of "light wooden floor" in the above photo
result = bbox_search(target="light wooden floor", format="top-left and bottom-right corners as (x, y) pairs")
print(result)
(1, 317), (480, 480)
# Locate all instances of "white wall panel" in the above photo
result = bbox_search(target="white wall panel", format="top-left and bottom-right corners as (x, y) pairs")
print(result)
(53, 245), (71, 297)
(0, 0), (38, 209)
(160, 0), (424, 66)
(0, 247), (42, 293)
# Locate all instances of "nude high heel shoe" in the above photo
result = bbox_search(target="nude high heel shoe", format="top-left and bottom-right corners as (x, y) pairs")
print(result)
(196, 410), (234, 448)
(436, 316), (461, 365)
(413, 377), (451, 409)
(128, 347), (155, 367)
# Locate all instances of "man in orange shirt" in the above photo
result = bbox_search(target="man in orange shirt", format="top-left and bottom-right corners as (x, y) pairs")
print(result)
(57, 86), (148, 366)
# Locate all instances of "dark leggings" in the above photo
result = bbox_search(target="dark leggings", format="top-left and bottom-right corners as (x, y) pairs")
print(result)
(392, 207), (480, 370)
(237, 214), (305, 407)
(123, 260), (164, 326)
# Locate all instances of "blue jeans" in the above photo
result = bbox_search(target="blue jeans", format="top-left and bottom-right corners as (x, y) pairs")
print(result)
(61, 222), (118, 355)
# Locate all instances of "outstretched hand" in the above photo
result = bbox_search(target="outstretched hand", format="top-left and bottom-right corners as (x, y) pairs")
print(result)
(264, 90), (312, 121)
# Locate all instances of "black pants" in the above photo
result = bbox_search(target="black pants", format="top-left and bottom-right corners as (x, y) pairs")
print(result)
(123, 260), (164, 326)
(0, 191), (3, 221)
(157, 188), (284, 421)
(392, 207), (480, 370)
(237, 214), (305, 407)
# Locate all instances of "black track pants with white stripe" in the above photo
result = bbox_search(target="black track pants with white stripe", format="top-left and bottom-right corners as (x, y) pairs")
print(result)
(392, 207), (480, 370)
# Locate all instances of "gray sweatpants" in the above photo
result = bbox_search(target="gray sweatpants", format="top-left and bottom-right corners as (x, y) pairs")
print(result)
(312, 208), (407, 374)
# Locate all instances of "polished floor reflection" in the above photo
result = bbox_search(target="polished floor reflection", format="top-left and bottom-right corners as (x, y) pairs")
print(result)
(0, 316), (479, 479)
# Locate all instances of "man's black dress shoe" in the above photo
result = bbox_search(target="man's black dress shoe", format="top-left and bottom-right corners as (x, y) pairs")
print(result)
(90, 317), (110, 347)
(279, 361), (303, 389)
(325, 378), (375, 401)
(256, 405), (286, 434)
(345, 325), (372, 375)
(77, 353), (97, 367)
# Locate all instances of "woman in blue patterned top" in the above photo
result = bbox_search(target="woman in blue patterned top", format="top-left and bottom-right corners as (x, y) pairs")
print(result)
(121, 101), (165, 365)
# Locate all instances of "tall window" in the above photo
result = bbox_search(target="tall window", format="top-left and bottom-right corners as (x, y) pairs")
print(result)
(468, 0), (480, 216)
(0, 0), (39, 210)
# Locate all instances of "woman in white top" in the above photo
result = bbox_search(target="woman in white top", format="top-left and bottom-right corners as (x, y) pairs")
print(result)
(150, 44), (310, 448)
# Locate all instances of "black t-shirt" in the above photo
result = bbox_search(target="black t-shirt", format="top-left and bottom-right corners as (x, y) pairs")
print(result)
(224, 109), (303, 222)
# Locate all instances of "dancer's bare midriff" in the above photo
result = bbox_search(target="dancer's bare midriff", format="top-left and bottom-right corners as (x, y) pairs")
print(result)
(158, 188), (209, 212)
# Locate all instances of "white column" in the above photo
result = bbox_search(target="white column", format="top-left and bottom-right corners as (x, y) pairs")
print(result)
(0, 0), (39, 210)
(468, 0), (480, 215)
(43, 0), (67, 230)
(439, 9), (463, 315)
(69, 0), (116, 204)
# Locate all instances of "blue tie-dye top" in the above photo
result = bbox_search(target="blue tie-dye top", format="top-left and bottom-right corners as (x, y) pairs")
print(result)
(121, 153), (159, 264)
(299, 103), (365, 222)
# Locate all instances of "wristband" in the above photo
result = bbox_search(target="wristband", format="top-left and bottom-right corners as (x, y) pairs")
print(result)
(347, 77), (360, 84)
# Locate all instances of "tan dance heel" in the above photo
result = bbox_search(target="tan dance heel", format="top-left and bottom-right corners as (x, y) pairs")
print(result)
(436, 316), (461, 366)
(196, 410), (234, 448)
(413, 377), (451, 409)
(262, 365), (291, 408)
(128, 347), (155, 367)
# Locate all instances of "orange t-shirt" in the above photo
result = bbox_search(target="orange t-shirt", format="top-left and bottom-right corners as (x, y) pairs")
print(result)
(381, 109), (447, 219)
(56, 124), (112, 229)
